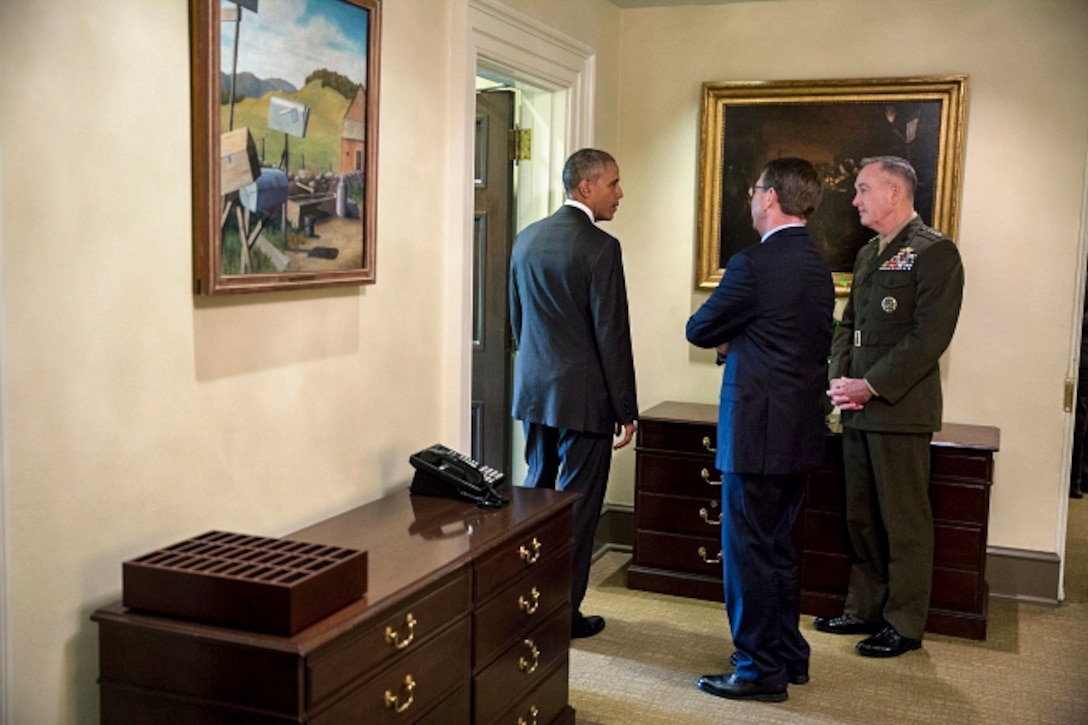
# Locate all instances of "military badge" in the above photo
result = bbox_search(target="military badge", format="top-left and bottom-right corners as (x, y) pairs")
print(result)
(881, 296), (898, 313)
(879, 246), (916, 271)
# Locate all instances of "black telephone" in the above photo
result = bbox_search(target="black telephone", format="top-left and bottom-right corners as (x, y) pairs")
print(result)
(409, 444), (508, 508)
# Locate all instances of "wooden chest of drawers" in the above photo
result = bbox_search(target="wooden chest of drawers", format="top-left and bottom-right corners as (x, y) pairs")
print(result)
(628, 401), (999, 640)
(93, 487), (577, 723)
(627, 405), (726, 602)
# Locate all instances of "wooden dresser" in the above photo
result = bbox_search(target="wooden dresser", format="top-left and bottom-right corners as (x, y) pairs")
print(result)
(628, 401), (999, 640)
(93, 487), (578, 724)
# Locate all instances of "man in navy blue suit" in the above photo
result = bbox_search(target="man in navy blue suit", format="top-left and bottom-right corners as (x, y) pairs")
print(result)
(509, 148), (639, 640)
(687, 157), (834, 702)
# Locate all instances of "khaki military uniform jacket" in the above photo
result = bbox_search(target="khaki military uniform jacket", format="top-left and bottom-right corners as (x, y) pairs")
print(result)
(830, 216), (964, 433)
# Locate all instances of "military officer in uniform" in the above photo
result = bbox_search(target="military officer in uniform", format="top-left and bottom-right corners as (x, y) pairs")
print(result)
(818, 156), (964, 658)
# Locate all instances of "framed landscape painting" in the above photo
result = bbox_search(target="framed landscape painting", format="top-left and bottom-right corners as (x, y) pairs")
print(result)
(191, 0), (382, 295)
(695, 76), (968, 291)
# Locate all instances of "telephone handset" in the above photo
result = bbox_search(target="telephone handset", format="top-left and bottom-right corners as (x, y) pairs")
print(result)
(409, 444), (507, 508)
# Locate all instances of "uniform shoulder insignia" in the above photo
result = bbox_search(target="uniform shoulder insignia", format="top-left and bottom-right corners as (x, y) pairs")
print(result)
(910, 224), (950, 252)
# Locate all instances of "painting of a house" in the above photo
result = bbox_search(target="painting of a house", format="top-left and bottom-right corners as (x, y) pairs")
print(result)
(192, 0), (381, 294)
(342, 85), (367, 173)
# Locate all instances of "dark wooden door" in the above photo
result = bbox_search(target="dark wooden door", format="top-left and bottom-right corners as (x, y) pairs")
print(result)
(471, 90), (515, 471)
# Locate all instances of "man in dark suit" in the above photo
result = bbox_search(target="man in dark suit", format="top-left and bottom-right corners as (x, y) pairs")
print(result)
(687, 158), (834, 702)
(509, 148), (639, 640)
(819, 155), (964, 658)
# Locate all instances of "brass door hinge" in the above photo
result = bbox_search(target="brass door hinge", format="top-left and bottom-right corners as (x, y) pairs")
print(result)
(508, 128), (531, 162)
(1066, 378), (1077, 412)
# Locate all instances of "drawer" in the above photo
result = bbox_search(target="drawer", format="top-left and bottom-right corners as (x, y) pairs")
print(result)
(931, 480), (991, 526)
(475, 512), (573, 602)
(97, 619), (304, 717)
(638, 419), (717, 456)
(802, 516), (983, 569)
(634, 530), (723, 578)
(804, 467), (845, 512)
(636, 453), (721, 497)
(933, 523), (985, 569)
(99, 684), (291, 724)
(311, 617), (471, 725)
(474, 546), (572, 668)
(931, 566), (985, 613)
(800, 550), (851, 591)
(801, 509), (850, 556)
(308, 568), (471, 707)
(490, 659), (570, 725)
(473, 604), (571, 724)
(414, 682), (471, 725)
(636, 491), (722, 538)
(932, 448), (993, 482)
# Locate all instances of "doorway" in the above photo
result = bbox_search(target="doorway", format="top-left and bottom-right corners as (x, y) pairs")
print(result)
(468, 0), (595, 481)
(469, 74), (554, 485)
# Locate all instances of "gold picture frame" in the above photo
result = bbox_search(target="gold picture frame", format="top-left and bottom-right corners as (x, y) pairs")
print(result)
(191, 0), (382, 295)
(696, 75), (968, 291)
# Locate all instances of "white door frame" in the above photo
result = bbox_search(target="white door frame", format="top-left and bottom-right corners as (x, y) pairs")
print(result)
(451, 0), (595, 455)
(1059, 144), (1088, 601)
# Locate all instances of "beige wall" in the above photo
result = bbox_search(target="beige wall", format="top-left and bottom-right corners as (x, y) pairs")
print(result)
(0, 0), (473, 720)
(1, 0), (1086, 721)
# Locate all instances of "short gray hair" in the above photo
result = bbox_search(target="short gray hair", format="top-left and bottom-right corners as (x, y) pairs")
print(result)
(860, 155), (917, 199)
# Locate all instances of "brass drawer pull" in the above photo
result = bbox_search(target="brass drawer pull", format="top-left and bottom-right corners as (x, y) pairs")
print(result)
(702, 436), (717, 453)
(518, 638), (541, 675)
(700, 468), (722, 487)
(519, 537), (542, 564)
(384, 613), (417, 650)
(383, 674), (416, 713)
(698, 546), (722, 564)
(699, 504), (722, 526)
(518, 587), (541, 615)
(518, 705), (540, 725)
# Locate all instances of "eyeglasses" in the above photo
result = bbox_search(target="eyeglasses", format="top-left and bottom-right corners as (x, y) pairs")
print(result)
(747, 184), (772, 198)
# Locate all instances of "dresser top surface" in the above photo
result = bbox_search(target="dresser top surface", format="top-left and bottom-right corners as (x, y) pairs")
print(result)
(94, 486), (576, 651)
(639, 401), (1000, 451)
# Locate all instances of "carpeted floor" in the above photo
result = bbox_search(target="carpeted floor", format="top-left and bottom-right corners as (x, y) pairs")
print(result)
(568, 498), (1088, 724)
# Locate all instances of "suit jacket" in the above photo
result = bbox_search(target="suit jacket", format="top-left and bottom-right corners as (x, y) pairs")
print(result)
(509, 205), (638, 435)
(829, 216), (964, 433)
(686, 226), (834, 475)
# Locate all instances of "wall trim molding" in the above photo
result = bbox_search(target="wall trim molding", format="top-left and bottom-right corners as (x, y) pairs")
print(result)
(469, 0), (595, 151)
(986, 545), (1061, 605)
(593, 505), (1063, 604)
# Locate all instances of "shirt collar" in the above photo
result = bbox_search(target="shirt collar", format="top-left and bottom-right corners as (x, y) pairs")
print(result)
(760, 222), (805, 243)
(564, 198), (594, 222)
(879, 212), (919, 253)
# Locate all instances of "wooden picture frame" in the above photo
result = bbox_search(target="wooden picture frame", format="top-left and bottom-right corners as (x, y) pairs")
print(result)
(191, 0), (381, 295)
(696, 75), (968, 291)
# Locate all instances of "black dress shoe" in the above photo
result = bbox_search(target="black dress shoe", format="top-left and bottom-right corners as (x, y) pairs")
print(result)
(729, 651), (808, 685)
(813, 614), (882, 635)
(696, 673), (787, 703)
(571, 614), (606, 639)
(856, 626), (922, 658)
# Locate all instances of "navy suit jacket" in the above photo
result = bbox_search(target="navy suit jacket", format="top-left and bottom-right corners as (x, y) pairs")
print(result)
(686, 226), (834, 475)
(509, 205), (638, 435)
